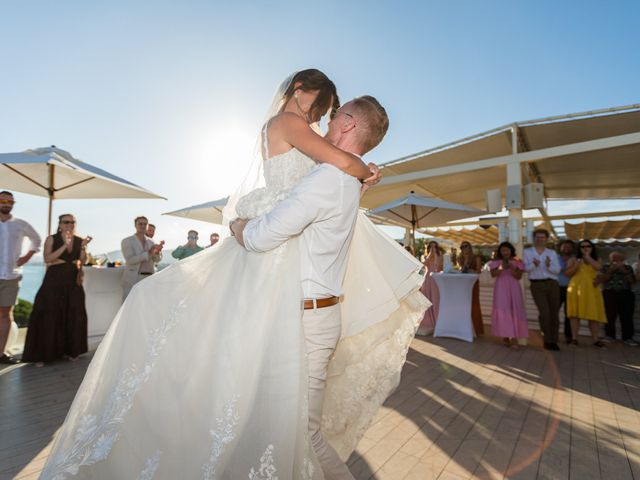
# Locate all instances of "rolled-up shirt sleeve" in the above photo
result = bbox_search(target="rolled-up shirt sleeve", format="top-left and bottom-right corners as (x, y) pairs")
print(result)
(243, 165), (336, 253)
(23, 221), (42, 252)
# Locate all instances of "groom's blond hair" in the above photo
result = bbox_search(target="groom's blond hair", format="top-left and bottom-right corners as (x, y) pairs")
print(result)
(351, 96), (389, 153)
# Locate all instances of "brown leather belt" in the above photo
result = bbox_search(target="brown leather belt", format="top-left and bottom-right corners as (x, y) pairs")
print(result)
(303, 296), (340, 310)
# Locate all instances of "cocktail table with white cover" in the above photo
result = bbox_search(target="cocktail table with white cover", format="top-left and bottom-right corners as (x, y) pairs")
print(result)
(432, 272), (479, 342)
(83, 266), (124, 344)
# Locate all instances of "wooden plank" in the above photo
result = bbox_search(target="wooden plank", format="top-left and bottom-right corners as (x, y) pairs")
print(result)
(3, 336), (640, 479)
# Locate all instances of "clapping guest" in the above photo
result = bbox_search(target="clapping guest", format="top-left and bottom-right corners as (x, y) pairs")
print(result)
(566, 240), (607, 347)
(524, 229), (561, 350)
(0, 191), (41, 365)
(557, 240), (576, 343)
(489, 242), (528, 349)
(209, 232), (220, 247)
(22, 214), (90, 366)
(600, 251), (637, 346)
(172, 230), (204, 260)
(121, 216), (163, 300)
(457, 241), (484, 335)
(416, 240), (443, 336)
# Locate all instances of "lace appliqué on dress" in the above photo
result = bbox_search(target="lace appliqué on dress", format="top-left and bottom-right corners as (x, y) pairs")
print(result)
(44, 300), (187, 480)
(322, 290), (430, 458)
(301, 457), (315, 480)
(138, 450), (162, 480)
(249, 444), (278, 480)
(235, 149), (315, 221)
(201, 395), (241, 479)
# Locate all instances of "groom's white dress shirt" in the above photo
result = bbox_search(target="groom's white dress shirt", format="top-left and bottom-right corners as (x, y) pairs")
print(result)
(244, 161), (361, 479)
(243, 163), (361, 299)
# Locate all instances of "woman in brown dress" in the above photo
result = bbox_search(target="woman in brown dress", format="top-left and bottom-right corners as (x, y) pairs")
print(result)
(22, 214), (91, 366)
(457, 241), (484, 335)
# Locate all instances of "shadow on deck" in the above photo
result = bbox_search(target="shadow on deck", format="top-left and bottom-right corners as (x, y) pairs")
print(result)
(1, 335), (639, 479)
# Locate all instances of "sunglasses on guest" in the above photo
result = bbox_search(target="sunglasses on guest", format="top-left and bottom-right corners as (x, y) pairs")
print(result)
(0, 199), (15, 205)
(61, 220), (76, 225)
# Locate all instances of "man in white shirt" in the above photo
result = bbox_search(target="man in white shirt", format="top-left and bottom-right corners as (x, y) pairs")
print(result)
(232, 96), (388, 480)
(121, 216), (164, 301)
(0, 191), (41, 364)
(523, 228), (562, 350)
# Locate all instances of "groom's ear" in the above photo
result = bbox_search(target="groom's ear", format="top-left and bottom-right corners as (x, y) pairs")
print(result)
(341, 119), (356, 134)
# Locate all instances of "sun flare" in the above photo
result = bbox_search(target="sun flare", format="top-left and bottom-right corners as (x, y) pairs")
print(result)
(189, 124), (257, 198)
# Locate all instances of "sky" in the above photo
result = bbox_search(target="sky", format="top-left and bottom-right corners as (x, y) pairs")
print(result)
(1, 0), (639, 254)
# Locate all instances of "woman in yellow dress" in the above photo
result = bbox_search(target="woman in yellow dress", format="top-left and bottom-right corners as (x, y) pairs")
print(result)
(566, 239), (607, 347)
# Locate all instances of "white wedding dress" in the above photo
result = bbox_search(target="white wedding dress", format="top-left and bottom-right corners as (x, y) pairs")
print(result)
(41, 148), (430, 480)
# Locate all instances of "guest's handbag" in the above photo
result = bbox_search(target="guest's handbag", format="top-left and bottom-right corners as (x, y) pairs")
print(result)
(76, 261), (84, 286)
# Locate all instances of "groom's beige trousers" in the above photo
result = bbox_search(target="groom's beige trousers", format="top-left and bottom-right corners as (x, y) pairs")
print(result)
(303, 303), (355, 480)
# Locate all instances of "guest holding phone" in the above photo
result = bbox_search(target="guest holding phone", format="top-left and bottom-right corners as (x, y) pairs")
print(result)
(22, 214), (90, 366)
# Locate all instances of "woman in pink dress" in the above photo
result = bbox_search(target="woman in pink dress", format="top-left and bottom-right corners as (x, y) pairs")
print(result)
(489, 241), (529, 349)
(416, 240), (443, 336)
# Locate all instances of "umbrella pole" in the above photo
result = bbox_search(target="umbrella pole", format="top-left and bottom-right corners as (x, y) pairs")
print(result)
(412, 225), (416, 253)
(411, 203), (418, 254)
(47, 197), (53, 236)
(47, 164), (54, 235)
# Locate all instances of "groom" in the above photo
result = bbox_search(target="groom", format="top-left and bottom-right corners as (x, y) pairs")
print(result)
(232, 96), (389, 480)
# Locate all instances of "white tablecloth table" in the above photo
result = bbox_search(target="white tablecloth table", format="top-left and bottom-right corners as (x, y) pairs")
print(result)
(83, 266), (124, 342)
(432, 272), (479, 342)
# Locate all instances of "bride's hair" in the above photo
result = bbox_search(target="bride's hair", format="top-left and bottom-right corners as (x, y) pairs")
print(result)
(280, 69), (340, 123)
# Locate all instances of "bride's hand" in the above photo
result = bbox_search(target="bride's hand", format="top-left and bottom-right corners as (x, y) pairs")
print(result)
(362, 163), (381, 187)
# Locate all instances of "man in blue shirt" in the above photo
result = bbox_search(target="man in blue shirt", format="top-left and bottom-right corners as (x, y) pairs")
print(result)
(557, 240), (575, 344)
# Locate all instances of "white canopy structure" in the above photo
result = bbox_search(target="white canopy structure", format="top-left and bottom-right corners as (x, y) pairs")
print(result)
(564, 218), (640, 241)
(426, 226), (500, 246)
(0, 146), (165, 233)
(363, 103), (640, 252)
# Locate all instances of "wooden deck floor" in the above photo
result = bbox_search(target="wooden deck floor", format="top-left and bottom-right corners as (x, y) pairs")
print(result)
(2, 334), (639, 479)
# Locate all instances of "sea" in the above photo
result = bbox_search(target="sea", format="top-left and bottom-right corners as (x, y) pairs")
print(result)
(18, 251), (177, 303)
(18, 263), (45, 303)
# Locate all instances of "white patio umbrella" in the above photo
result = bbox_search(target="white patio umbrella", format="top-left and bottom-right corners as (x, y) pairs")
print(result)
(162, 197), (229, 225)
(0, 146), (165, 234)
(368, 191), (485, 250)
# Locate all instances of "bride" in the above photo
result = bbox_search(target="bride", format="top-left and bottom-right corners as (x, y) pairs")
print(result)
(41, 69), (429, 480)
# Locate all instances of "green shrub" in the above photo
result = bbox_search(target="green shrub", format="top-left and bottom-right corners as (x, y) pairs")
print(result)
(14, 298), (33, 328)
